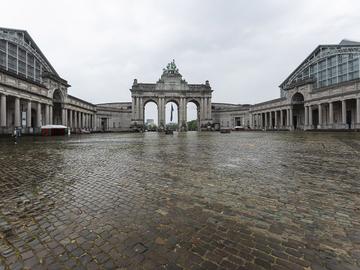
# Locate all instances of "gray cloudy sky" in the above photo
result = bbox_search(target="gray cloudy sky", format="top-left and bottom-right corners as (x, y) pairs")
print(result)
(2, 0), (360, 106)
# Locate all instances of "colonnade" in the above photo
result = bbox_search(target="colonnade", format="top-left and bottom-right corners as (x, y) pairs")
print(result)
(251, 97), (360, 130)
(251, 108), (292, 130)
(64, 109), (95, 131)
(304, 98), (360, 129)
(0, 93), (96, 133)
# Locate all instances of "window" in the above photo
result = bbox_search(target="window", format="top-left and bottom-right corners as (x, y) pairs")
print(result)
(35, 60), (41, 82)
(0, 40), (6, 52)
(7, 43), (17, 57)
(338, 63), (347, 75)
(18, 61), (26, 76)
(8, 55), (17, 72)
(235, 117), (241, 126)
(18, 48), (26, 62)
(328, 56), (336, 67)
(319, 60), (326, 70)
(0, 51), (5, 68)
(27, 54), (34, 79)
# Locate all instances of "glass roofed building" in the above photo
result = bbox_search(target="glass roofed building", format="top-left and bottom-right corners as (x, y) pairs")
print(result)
(0, 27), (97, 134)
(249, 40), (360, 131)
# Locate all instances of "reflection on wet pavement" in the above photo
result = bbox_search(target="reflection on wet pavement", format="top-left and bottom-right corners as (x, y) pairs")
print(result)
(0, 132), (360, 269)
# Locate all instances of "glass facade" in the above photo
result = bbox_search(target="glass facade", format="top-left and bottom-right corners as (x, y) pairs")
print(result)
(285, 47), (360, 90)
(0, 38), (43, 83)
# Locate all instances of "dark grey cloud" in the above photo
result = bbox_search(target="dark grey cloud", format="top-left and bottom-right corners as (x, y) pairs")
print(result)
(2, 0), (360, 106)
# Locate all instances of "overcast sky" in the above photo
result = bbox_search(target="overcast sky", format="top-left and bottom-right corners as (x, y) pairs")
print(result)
(2, 0), (360, 108)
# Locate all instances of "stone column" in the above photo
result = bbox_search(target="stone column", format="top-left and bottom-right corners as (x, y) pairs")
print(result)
(280, 110), (283, 128)
(304, 106), (309, 127)
(14, 97), (21, 128)
(49, 105), (53, 125)
(139, 97), (143, 123)
(207, 98), (212, 121)
(131, 97), (135, 120)
(178, 98), (183, 129)
(289, 107), (293, 129)
(357, 98), (360, 125)
(200, 98), (204, 122)
(286, 109), (290, 127)
(45, 104), (49, 125)
(264, 112), (268, 129)
(74, 111), (77, 128)
(342, 100), (347, 126)
(274, 111), (278, 129)
(62, 108), (67, 126)
(36, 102), (41, 127)
(309, 106), (313, 129)
(27, 100), (32, 128)
(1, 94), (6, 127)
(258, 114), (261, 129)
(69, 110), (73, 128)
(318, 104), (323, 128)
(329, 102), (334, 127)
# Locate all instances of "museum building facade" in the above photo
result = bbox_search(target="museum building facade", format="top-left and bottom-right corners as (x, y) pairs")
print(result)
(1, 26), (359, 133)
(0, 27), (96, 135)
(249, 40), (360, 131)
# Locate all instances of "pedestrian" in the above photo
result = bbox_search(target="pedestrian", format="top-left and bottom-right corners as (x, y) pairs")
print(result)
(13, 129), (18, 144)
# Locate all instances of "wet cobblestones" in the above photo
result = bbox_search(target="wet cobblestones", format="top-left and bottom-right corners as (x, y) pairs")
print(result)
(0, 132), (360, 269)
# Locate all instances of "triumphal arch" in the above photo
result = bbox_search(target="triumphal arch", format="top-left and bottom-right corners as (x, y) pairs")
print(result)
(130, 60), (213, 131)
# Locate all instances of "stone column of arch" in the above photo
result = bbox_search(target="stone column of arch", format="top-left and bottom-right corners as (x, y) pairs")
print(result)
(207, 97), (212, 122)
(280, 110), (284, 129)
(131, 97), (136, 121)
(139, 97), (144, 124)
(178, 98), (186, 130)
(158, 98), (165, 129)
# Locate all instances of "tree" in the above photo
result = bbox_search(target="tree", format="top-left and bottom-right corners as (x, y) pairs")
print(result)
(187, 120), (197, 131)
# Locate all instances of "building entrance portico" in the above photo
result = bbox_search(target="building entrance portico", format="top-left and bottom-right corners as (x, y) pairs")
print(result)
(130, 60), (212, 131)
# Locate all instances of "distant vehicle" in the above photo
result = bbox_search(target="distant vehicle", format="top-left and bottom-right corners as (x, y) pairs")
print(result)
(233, 126), (244, 131)
(220, 128), (231, 133)
(80, 129), (91, 134)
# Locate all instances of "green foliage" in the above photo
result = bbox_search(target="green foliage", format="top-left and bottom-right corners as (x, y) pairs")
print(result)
(187, 120), (197, 131)
(166, 123), (178, 130)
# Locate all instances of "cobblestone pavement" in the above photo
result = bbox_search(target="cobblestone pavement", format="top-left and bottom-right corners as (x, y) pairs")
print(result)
(0, 132), (360, 270)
